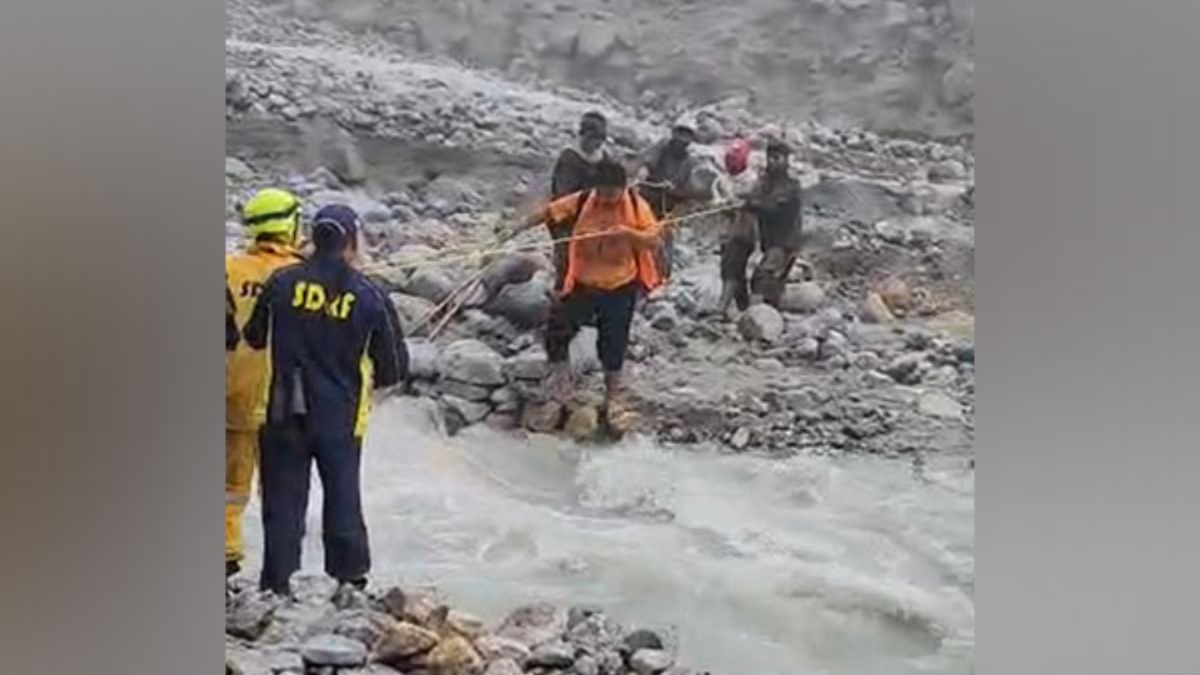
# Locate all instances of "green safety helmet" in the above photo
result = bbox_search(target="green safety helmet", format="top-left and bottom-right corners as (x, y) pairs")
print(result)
(241, 188), (301, 241)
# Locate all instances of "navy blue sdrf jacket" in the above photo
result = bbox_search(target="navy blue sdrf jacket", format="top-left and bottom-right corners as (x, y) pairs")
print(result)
(243, 254), (408, 438)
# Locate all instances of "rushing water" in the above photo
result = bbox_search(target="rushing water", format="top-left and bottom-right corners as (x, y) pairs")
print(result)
(243, 397), (974, 675)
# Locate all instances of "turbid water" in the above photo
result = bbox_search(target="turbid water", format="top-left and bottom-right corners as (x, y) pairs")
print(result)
(243, 397), (974, 675)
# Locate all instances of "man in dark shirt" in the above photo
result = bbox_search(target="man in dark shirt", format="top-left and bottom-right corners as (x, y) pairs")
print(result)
(636, 118), (706, 281)
(742, 139), (803, 308)
(243, 203), (408, 596)
(546, 111), (611, 292)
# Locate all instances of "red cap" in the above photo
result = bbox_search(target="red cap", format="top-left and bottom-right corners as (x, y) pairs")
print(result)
(724, 140), (752, 176)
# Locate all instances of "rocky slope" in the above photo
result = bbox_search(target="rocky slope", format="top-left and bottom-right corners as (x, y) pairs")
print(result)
(225, 2), (975, 667)
(244, 0), (974, 139)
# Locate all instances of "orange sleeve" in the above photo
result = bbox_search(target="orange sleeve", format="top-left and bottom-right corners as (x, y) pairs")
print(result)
(544, 192), (584, 225)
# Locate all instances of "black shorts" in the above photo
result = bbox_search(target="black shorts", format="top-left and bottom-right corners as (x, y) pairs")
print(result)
(545, 283), (639, 372)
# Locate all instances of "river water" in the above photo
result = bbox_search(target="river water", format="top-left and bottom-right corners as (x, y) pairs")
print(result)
(243, 397), (974, 675)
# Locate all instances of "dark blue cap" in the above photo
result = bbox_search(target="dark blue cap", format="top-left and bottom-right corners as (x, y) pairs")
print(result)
(312, 203), (360, 244)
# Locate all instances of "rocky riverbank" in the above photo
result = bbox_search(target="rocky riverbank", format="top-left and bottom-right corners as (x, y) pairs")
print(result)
(228, 576), (697, 675)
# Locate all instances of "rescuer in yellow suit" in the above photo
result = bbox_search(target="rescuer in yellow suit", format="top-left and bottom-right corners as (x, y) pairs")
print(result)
(225, 188), (304, 578)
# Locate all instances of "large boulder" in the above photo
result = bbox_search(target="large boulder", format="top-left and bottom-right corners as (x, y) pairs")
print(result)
(439, 339), (505, 386)
(505, 348), (550, 382)
(738, 304), (784, 344)
(392, 293), (437, 326)
(486, 278), (553, 328)
(406, 268), (459, 304)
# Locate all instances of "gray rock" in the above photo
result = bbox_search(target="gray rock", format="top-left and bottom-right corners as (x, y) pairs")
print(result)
(780, 282), (826, 314)
(475, 635), (531, 663)
(483, 658), (524, 675)
(566, 612), (623, 652)
(528, 641), (576, 668)
(300, 634), (368, 668)
(402, 338), (440, 381)
(820, 331), (850, 361)
(226, 590), (277, 640)
(491, 386), (521, 413)
(795, 337), (821, 361)
(225, 157), (254, 181)
(649, 304), (680, 331)
(730, 427), (752, 450)
(598, 651), (625, 675)
(738, 304), (784, 344)
(440, 339), (506, 386)
(438, 378), (494, 402)
(954, 341), (975, 364)
(928, 159), (967, 183)
(443, 395), (491, 425)
(918, 391), (963, 421)
(852, 351), (883, 371)
(621, 629), (665, 654)
(423, 175), (483, 209)
(405, 268), (458, 304)
(496, 602), (567, 648)
(506, 348), (550, 381)
(630, 648), (674, 675)
(330, 609), (389, 648)
(886, 353), (928, 384)
(486, 278), (552, 328)
(574, 654), (600, 675)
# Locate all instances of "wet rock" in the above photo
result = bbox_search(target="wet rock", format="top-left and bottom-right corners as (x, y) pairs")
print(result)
(630, 648), (674, 675)
(566, 613), (622, 652)
(226, 590), (278, 640)
(301, 634), (368, 668)
(438, 379), (494, 402)
(565, 405), (602, 442)
(621, 629), (664, 654)
(483, 658), (523, 675)
(522, 400), (564, 434)
(528, 641), (576, 668)
(407, 268), (459, 304)
(480, 253), (547, 293)
(332, 584), (371, 611)
(567, 606), (603, 631)
(446, 610), (485, 639)
(475, 635), (531, 662)
(918, 391), (963, 421)
(440, 340), (505, 386)
(424, 175), (483, 210)
(780, 281), (826, 314)
(491, 386), (521, 413)
(424, 635), (484, 675)
(496, 603), (567, 648)
(375, 622), (440, 663)
(486, 278), (552, 328)
(379, 587), (408, 619)
(597, 651), (625, 675)
(738, 304), (784, 344)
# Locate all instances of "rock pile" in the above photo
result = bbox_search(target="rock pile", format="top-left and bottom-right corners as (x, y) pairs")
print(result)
(227, 576), (705, 675)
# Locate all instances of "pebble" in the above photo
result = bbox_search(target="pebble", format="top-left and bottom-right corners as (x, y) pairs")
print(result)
(527, 641), (576, 668)
(630, 648), (674, 675)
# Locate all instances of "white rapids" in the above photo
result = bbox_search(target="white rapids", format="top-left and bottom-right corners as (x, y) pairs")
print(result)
(243, 397), (974, 675)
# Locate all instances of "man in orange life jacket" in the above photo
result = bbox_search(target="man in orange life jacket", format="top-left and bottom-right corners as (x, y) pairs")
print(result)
(517, 160), (663, 430)
(243, 204), (408, 595)
(225, 188), (306, 579)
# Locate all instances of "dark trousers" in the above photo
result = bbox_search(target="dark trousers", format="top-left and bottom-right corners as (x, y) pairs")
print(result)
(258, 416), (369, 594)
(545, 283), (638, 372)
(719, 237), (755, 312)
(750, 247), (797, 308)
